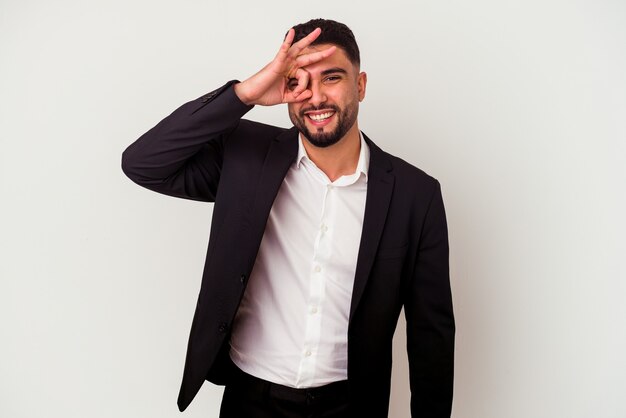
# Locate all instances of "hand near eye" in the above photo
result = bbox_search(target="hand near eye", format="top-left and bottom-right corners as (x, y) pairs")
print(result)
(234, 28), (336, 106)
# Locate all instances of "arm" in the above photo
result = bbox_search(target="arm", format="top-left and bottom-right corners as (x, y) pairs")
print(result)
(121, 81), (252, 201)
(404, 181), (455, 417)
(121, 27), (335, 201)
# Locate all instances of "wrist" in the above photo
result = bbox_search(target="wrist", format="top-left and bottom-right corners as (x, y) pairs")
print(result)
(233, 81), (253, 106)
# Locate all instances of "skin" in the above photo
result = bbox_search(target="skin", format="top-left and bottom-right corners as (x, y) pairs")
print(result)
(234, 28), (367, 182)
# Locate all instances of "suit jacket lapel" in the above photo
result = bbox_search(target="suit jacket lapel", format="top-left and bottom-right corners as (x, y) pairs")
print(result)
(247, 127), (299, 242)
(349, 135), (394, 322)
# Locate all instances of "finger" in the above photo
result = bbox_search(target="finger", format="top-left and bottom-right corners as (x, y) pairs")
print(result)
(295, 45), (337, 67)
(275, 28), (295, 60)
(291, 68), (310, 97)
(284, 89), (312, 104)
(287, 27), (321, 57)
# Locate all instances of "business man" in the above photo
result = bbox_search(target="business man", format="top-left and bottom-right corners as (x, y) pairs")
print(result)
(122, 18), (455, 418)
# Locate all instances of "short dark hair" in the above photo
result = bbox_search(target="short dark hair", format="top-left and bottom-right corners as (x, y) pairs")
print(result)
(291, 18), (360, 66)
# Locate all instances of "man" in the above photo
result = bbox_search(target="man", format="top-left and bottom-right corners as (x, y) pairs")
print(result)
(122, 18), (454, 418)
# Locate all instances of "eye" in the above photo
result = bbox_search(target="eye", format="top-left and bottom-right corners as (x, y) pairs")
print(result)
(287, 78), (298, 90)
(324, 75), (342, 83)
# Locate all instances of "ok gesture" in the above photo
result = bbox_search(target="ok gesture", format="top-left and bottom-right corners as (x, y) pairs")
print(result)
(234, 28), (336, 106)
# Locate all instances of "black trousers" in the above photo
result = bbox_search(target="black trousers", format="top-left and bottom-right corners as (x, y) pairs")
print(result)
(219, 366), (352, 418)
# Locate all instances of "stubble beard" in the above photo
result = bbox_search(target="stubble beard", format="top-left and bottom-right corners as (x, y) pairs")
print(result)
(289, 101), (358, 148)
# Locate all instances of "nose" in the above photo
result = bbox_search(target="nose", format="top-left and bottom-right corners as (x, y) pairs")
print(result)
(307, 82), (327, 107)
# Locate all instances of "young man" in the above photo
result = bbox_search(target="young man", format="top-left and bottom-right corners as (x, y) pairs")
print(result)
(122, 18), (454, 418)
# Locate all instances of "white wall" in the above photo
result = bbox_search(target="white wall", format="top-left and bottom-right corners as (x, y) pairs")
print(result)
(1, 1), (624, 417)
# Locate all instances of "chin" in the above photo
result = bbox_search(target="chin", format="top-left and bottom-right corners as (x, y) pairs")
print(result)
(301, 128), (344, 148)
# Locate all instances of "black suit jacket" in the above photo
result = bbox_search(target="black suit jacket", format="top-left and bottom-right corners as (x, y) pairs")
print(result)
(122, 81), (455, 417)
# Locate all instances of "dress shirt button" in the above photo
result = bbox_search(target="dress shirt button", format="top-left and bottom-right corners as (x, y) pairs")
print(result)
(305, 350), (312, 357)
(313, 265), (321, 273)
(239, 274), (246, 284)
(310, 306), (318, 314)
(320, 224), (328, 233)
(218, 322), (228, 333)
(327, 184), (334, 190)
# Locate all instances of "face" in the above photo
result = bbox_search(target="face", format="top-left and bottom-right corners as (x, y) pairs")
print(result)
(287, 45), (367, 148)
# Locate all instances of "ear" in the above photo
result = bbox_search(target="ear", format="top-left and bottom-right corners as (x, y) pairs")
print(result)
(357, 71), (367, 102)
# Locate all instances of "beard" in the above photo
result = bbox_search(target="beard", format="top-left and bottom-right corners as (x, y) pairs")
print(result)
(289, 100), (358, 148)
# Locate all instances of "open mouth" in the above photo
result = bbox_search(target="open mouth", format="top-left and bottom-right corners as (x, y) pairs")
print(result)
(305, 110), (336, 126)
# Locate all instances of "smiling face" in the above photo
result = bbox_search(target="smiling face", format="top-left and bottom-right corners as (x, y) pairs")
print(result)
(287, 45), (367, 148)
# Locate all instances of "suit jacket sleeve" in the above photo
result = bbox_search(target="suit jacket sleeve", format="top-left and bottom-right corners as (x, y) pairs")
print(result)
(405, 180), (455, 417)
(121, 80), (253, 202)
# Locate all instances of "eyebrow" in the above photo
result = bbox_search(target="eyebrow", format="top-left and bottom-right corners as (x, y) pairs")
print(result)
(287, 67), (348, 82)
(321, 67), (348, 76)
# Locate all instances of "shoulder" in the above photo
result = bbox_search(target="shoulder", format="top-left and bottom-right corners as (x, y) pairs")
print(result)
(221, 119), (295, 169)
(226, 118), (289, 151)
(236, 118), (288, 136)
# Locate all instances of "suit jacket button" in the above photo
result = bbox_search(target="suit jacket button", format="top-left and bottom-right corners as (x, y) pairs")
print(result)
(218, 322), (228, 333)
(201, 91), (218, 102)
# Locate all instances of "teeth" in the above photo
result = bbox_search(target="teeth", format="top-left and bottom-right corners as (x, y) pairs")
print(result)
(308, 112), (334, 122)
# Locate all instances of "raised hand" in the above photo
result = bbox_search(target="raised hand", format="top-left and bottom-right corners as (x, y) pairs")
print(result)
(234, 28), (336, 106)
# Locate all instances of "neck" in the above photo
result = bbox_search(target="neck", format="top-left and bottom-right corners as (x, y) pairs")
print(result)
(301, 123), (361, 182)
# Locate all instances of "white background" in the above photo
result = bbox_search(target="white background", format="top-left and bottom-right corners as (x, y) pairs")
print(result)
(1, 1), (625, 417)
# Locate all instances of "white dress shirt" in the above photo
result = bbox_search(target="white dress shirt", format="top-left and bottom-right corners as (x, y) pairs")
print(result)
(229, 133), (370, 388)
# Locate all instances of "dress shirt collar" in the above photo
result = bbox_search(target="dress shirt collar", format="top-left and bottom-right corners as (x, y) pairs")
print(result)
(295, 132), (370, 182)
